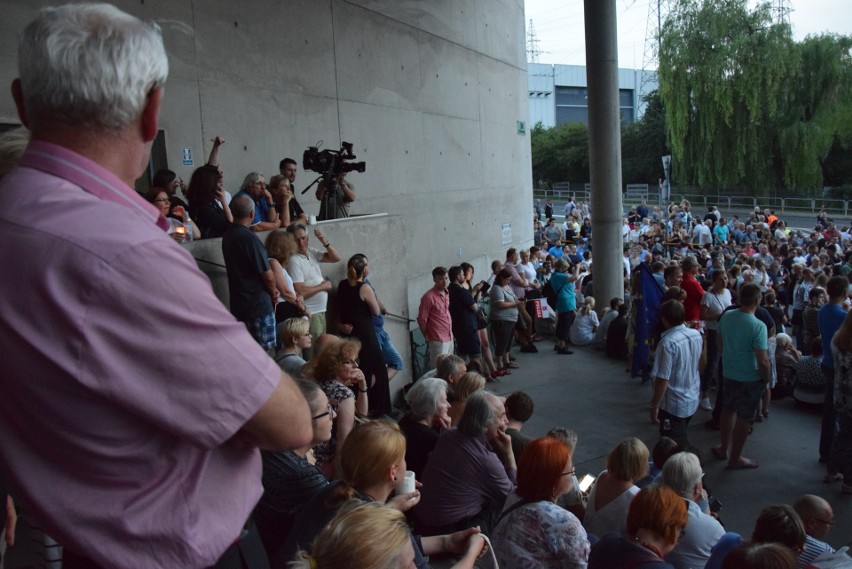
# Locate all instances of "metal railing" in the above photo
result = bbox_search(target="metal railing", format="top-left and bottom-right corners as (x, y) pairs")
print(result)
(534, 187), (852, 216)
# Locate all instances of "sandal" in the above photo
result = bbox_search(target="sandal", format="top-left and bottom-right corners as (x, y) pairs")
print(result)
(507, 362), (520, 369)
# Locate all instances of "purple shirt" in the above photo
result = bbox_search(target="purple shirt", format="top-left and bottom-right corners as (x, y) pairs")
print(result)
(0, 142), (280, 567)
(415, 428), (516, 528)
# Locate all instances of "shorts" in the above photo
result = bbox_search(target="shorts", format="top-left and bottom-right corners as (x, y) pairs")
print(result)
(722, 378), (765, 421)
(244, 312), (276, 350)
(375, 327), (403, 370)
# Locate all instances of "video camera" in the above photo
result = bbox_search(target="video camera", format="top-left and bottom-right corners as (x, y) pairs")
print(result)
(302, 141), (366, 188)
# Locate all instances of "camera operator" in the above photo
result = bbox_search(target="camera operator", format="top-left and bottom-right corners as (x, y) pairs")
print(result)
(316, 172), (355, 221)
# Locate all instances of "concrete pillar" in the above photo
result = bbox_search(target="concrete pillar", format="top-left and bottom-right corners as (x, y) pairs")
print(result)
(584, 0), (625, 309)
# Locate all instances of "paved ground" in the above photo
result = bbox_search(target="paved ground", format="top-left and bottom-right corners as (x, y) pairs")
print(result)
(482, 336), (852, 548)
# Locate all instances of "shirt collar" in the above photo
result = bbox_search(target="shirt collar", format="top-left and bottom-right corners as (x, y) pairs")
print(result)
(20, 141), (170, 232)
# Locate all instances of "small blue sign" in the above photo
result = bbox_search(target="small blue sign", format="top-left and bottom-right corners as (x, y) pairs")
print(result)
(181, 147), (193, 166)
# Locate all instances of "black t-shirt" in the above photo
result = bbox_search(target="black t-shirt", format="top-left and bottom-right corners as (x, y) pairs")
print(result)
(221, 223), (273, 321)
(288, 196), (304, 220)
(448, 283), (477, 334)
(398, 414), (441, 479)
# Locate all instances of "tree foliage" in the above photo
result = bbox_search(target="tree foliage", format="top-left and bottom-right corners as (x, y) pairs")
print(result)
(530, 121), (589, 187)
(659, 0), (852, 191)
(621, 91), (669, 185)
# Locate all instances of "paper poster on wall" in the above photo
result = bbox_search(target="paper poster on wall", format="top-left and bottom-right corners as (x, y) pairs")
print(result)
(501, 222), (512, 245)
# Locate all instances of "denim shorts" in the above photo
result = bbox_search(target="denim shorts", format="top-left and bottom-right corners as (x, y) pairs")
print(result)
(722, 378), (765, 420)
(375, 327), (403, 370)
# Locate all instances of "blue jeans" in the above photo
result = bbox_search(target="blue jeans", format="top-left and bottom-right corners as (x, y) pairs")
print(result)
(375, 326), (403, 370)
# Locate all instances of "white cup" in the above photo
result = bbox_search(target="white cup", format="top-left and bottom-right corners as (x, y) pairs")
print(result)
(309, 214), (317, 225)
(395, 470), (416, 495)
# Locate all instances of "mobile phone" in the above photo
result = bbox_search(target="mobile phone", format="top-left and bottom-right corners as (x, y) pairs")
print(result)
(709, 497), (722, 513)
(578, 474), (595, 493)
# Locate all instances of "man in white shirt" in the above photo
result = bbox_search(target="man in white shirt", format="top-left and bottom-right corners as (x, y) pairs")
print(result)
(692, 219), (713, 247)
(286, 223), (341, 358)
(650, 300), (703, 446)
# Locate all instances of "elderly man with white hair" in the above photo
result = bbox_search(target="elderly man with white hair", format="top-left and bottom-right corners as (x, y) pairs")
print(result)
(661, 452), (725, 569)
(414, 391), (516, 536)
(0, 5), (311, 567)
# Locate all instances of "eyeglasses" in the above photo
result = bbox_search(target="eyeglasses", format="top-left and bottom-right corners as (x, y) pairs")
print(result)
(341, 358), (359, 366)
(815, 517), (835, 526)
(562, 469), (576, 477)
(154, 198), (170, 204)
(312, 404), (335, 420)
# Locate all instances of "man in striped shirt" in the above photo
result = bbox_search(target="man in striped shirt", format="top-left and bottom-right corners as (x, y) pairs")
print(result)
(649, 300), (703, 446)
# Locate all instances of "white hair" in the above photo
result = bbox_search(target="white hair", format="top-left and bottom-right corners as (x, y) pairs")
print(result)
(405, 377), (448, 422)
(776, 333), (793, 348)
(661, 451), (703, 498)
(18, 4), (169, 130)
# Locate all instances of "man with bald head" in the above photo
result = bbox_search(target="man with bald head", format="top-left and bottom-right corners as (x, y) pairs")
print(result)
(793, 494), (835, 567)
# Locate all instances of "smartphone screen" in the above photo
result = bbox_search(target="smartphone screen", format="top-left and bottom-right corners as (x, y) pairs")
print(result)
(578, 474), (595, 493)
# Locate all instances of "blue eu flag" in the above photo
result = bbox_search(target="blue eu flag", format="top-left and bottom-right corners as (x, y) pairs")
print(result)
(632, 263), (665, 377)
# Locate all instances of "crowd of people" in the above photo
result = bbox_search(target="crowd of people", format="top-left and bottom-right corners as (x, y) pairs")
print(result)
(0, 4), (849, 569)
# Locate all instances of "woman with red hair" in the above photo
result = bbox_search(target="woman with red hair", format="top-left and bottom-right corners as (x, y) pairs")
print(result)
(588, 486), (688, 569)
(492, 437), (590, 568)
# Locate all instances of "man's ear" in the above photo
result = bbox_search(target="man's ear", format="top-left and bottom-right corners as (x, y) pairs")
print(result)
(140, 85), (163, 143)
(11, 79), (30, 128)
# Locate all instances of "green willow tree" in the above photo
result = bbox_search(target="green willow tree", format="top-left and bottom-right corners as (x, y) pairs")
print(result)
(659, 0), (852, 192)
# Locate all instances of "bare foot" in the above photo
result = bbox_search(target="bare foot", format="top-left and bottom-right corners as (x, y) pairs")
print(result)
(711, 447), (727, 460)
(726, 458), (759, 470)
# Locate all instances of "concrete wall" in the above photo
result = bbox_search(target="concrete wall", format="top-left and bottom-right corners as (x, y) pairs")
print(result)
(0, 0), (532, 394)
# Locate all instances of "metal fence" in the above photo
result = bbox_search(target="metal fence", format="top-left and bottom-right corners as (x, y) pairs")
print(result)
(533, 187), (852, 216)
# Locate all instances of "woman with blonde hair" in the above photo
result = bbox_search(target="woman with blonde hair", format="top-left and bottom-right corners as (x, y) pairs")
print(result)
(337, 253), (391, 416)
(274, 317), (311, 377)
(279, 421), (486, 569)
(288, 502), (415, 569)
(570, 296), (599, 346)
(448, 372), (486, 426)
(583, 437), (650, 538)
(303, 338), (368, 477)
(265, 230), (308, 323)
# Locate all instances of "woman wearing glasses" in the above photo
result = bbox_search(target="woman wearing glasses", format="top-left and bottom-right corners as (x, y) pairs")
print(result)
(492, 436), (591, 568)
(255, 379), (334, 559)
(303, 338), (368, 477)
(145, 187), (200, 241)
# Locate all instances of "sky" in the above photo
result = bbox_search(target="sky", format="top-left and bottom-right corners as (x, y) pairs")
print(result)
(523, 0), (852, 69)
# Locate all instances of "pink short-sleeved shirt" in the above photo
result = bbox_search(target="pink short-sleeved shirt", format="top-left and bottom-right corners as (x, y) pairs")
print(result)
(0, 142), (281, 568)
(418, 287), (453, 342)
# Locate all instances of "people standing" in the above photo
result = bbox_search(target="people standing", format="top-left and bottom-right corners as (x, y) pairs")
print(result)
(418, 266), (454, 368)
(222, 195), (279, 353)
(0, 5), (311, 567)
(287, 223), (341, 358)
(649, 300), (703, 447)
(818, 275), (848, 472)
(712, 283), (770, 469)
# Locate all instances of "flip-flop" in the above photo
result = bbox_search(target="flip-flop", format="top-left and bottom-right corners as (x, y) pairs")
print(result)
(711, 447), (727, 460)
(507, 363), (520, 369)
(727, 459), (760, 470)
